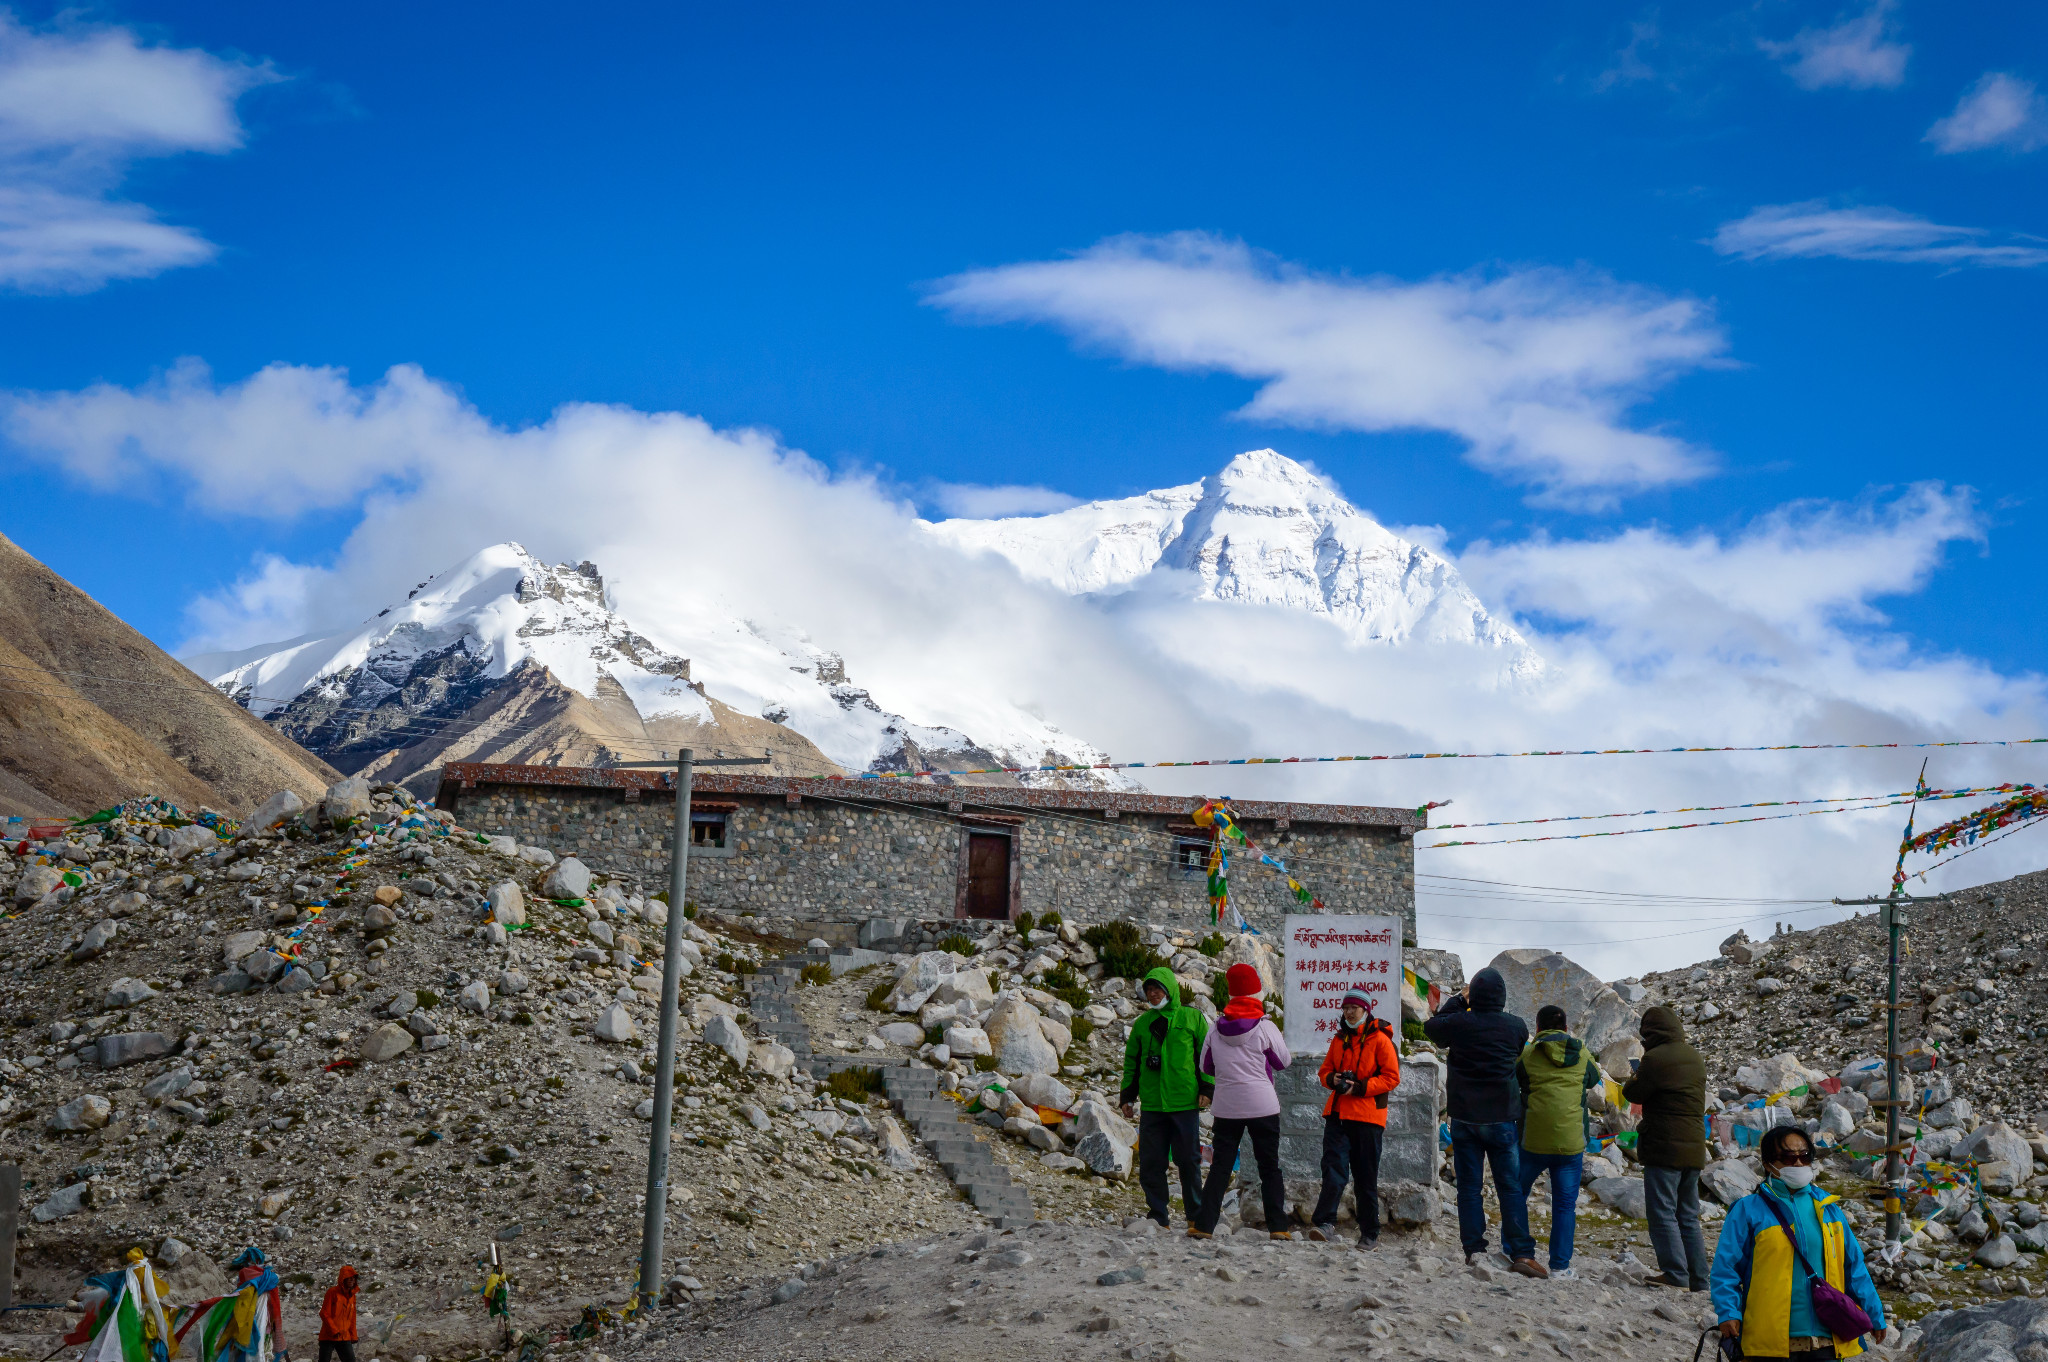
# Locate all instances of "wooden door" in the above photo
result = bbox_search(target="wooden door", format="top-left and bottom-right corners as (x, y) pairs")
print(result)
(964, 832), (1011, 919)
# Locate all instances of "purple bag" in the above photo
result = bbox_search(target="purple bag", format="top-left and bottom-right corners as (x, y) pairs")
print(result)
(1756, 1191), (1875, 1343)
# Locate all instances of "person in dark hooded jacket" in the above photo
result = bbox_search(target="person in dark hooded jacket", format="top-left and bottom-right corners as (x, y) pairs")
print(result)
(1623, 1004), (1709, 1290)
(1423, 967), (1542, 1276)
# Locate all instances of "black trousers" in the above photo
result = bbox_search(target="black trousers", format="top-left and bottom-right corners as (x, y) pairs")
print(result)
(1137, 1108), (1203, 1226)
(1195, 1112), (1286, 1233)
(320, 1342), (358, 1362)
(1311, 1115), (1384, 1239)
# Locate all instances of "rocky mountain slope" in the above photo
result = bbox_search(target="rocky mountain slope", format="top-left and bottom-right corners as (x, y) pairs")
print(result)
(192, 544), (1121, 795)
(926, 449), (1539, 674)
(0, 532), (339, 818)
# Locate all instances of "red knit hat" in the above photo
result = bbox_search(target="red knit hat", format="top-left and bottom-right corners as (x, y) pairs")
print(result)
(1225, 963), (1262, 997)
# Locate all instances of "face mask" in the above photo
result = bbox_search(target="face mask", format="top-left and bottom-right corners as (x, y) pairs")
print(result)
(1148, 994), (1170, 1010)
(1775, 1165), (1816, 1191)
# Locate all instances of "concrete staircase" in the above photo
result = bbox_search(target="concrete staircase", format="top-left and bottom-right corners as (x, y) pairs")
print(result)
(745, 953), (1035, 1229)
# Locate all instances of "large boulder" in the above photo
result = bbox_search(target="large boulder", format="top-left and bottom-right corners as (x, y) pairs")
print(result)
(984, 996), (1058, 1075)
(488, 881), (526, 926)
(103, 978), (157, 1008)
(359, 1023), (415, 1062)
(751, 1043), (796, 1079)
(220, 930), (267, 964)
(594, 1003), (637, 1043)
(944, 1024), (991, 1057)
(887, 952), (963, 1012)
(1916, 1297), (2048, 1361)
(932, 969), (994, 1009)
(1589, 1175), (1649, 1220)
(1718, 930), (1771, 966)
(1008, 1072), (1077, 1112)
(543, 858), (592, 901)
(1072, 1098), (1137, 1149)
(1700, 1159), (1761, 1206)
(1956, 1123), (2033, 1189)
(1073, 1131), (1132, 1180)
(49, 1094), (112, 1132)
(72, 920), (118, 962)
(95, 1032), (172, 1069)
(13, 864), (62, 904)
(1486, 949), (1642, 1054)
(703, 1014), (749, 1067)
(1401, 947), (1464, 1023)
(32, 1183), (92, 1222)
(1038, 1016), (1072, 1057)
(322, 775), (372, 824)
(1731, 1053), (1826, 1096)
(1216, 933), (1283, 998)
(245, 789), (306, 832)
(164, 825), (218, 861)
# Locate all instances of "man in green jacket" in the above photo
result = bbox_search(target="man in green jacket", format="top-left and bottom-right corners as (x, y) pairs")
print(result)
(1514, 1004), (1603, 1277)
(1623, 1004), (1709, 1291)
(1121, 965), (1214, 1230)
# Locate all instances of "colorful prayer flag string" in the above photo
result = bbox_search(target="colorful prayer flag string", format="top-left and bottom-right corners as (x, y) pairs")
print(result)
(823, 737), (2048, 782)
(1424, 786), (2011, 848)
(1192, 799), (1320, 926)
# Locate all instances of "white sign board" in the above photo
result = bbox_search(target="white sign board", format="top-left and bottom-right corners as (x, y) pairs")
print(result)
(1282, 914), (1402, 1058)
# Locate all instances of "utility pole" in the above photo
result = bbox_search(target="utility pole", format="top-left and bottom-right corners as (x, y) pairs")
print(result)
(614, 748), (771, 1312)
(1834, 892), (1947, 1246)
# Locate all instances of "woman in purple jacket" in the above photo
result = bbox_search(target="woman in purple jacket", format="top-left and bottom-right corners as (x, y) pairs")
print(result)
(1189, 963), (1294, 1239)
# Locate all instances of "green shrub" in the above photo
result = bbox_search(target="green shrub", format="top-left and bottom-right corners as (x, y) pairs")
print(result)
(936, 934), (975, 956)
(1082, 920), (1166, 981)
(1211, 971), (1233, 1011)
(1014, 911), (1035, 934)
(1038, 962), (1092, 1011)
(1068, 1016), (1094, 1046)
(1196, 932), (1227, 957)
(799, 963), (832, 987)
(683, 903), (698, 920)
(973, 1055), (998, 1073)
(864, 979), (895, 1012)
(924, 1023), (946, 1046)
(1402, 1019), (1426, 1042)
(825, 1066), (885, 1100)
(1039, 911), (1062, 929)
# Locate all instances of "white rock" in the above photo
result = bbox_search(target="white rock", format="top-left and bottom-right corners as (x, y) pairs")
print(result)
(245, 789), (306, 832)
(359, 1023), (415, 1062)
(1074, 1130), (1132, 1179)
(751, 1043), (796, 1079)
(49, 1094), (112, 1132)
(1073, 1098), (1136, 1148)
(1956, 1122), (2033, 1187)
(459, 980), (492, 1014)
(485, 835), (519, 856)
(518, 844), (556, 867)
(103, 977), (157, 1008)
(703, 1014), (749, 1067)
(878, 1115), (918, 1171)
(543, 857), (593, 900)
(594, 1002), (637, 1043)
(322, 775), (372, 824)
(802, 1109), (846, 1137)
(933, 969), (994, 1008)
(220, 930), (268, 964)
(1008, 1072), (1077, 1111)
(488, 881), (526, 926)
(985, 996), (1058, 1075)
(887, 952), (962, 1012)
(32, 1183), (90, 1222)
(876, 1021), (925, 1047)
(944, 1024), (991, 1057)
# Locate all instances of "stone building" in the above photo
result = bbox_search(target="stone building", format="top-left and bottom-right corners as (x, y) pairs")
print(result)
(434, 762), (1423, 941)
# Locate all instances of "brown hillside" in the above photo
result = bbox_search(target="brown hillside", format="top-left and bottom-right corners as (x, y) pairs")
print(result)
(0, 531), (339, 815)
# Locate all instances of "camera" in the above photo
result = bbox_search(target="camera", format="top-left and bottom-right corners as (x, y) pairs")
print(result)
(1145, 1052), (1163, 1073)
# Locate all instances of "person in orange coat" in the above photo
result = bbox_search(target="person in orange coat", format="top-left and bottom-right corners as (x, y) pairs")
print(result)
(318, 1266), (359, 1362)
(1308, 990), (1401, 1249)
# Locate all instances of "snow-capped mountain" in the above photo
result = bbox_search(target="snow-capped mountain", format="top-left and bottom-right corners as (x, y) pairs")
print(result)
(928, 449), (1537, 667)
(193, 543), (1122, 786)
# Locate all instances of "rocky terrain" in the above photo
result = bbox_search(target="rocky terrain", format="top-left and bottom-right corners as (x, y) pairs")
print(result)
(0, 532), (338, 818)
(8, 776), (2048, 1362)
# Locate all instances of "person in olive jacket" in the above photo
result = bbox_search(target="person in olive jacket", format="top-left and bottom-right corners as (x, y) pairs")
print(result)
(1121, 965), (1215, 1230)
(1623, 1004), (1710, 1290)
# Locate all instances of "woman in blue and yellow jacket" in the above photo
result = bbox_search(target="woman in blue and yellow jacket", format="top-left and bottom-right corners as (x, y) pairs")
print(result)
(1710, 1125), (1886, 1359)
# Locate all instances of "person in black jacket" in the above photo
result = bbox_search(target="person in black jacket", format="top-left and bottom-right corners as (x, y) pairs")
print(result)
(1422, 967), (1543, 1277)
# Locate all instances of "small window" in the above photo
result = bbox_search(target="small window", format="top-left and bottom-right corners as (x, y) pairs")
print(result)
(690, 812), (727, 848)
(1175, 838), (1211, 873)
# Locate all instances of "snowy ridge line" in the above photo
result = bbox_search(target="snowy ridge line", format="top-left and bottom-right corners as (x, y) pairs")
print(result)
(1431, 783), (2038, 832)
(830, 738), (2048, 780)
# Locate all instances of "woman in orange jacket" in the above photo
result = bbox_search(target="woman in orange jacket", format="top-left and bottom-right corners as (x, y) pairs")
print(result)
(1308, 990), (1400, 1249)
(318, 1266), (359, 1362)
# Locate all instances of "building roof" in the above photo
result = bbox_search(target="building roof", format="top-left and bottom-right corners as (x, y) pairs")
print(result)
(436, 761), (1425, 833)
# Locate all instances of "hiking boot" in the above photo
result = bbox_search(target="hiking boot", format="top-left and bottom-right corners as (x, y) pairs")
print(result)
(1307, 1224), (1337, 1242)
(1464, 1252), (1487, 1266)
(1643, 1272), (1688, 1289)
(1185, 1227), (1213, 1240)
(1511, 1258), (1550, 1280)
(1269, 1231), (1294, 1241)
(1355, 1235), (1380, 1253)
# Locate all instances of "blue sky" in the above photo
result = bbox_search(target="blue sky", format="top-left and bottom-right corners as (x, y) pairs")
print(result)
(1, 0), (2044, 670)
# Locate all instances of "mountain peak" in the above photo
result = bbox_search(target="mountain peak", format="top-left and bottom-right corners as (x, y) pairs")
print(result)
(927, 450), (1537, 663)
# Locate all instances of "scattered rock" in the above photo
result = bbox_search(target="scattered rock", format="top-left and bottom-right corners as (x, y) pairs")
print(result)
(594, 1002), (637, 1043)
(49, 1094), (112, 1132)
(359, 1022), (416, 1062)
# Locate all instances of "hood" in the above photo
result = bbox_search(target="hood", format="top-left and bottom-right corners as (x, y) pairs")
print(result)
(1640, 1004), (1686, 1048)
(1467, 967), (1506, 1013)
(337, 1266), (358, 1286)
(1141, 966), (1181, 1007)
(1533, 1030), (1581, 1065)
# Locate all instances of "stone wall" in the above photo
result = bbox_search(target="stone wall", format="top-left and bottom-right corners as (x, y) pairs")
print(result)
(442, 781), (1417, 939)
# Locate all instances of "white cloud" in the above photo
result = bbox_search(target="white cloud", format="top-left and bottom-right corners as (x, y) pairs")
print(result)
(8, 360), (2043, 978)
(1925, 72), (2048, 155)
(923, 481), (1082, 519)
(1761, 1), (1909, 90)
(1712, 201), (2048, 269)
(927, 233), (1727, 509)
(0, 11), (277, 292)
